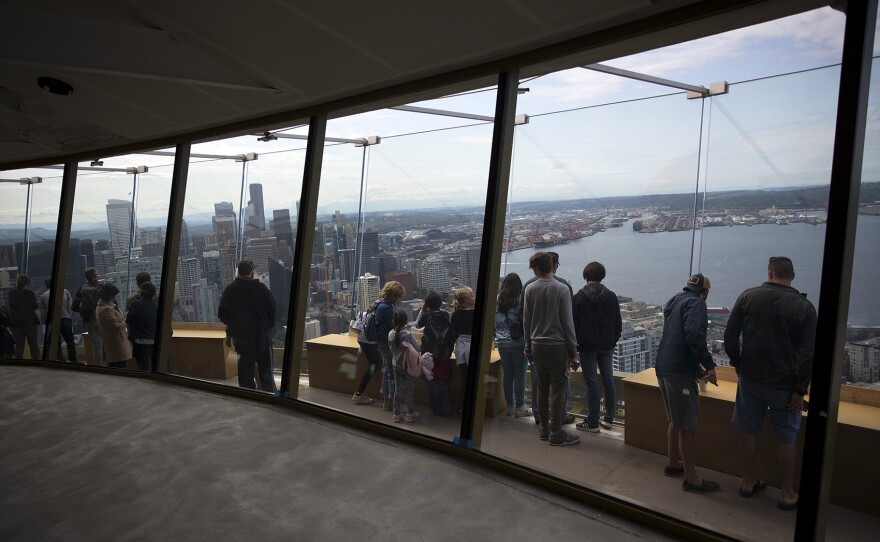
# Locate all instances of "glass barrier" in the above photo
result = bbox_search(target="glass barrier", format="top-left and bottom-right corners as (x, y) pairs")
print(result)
(299, 88), (496, 439)
(174, 129), (306, 391)
(0, 167), (63, 361)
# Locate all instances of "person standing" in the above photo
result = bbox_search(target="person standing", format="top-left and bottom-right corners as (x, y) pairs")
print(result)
(95, 284), (132, 369)
(9, 275), (40, 360)
(73, 267), (104, 366)
(573, 262), (622, 432)
(655, 273), (718, 492)
(39, 279), (78, 363)
(353, 281), (404, 409)
(724, 257), (817, 511)
(126, 281), (158, 372)
(523, 252), (580, 446)
(495, 273), (529, 417)
(218, 260), (277, 392)
(417, 291), (453, 416)
(450, 286), (476, 409)
(388, 309), (421, 423)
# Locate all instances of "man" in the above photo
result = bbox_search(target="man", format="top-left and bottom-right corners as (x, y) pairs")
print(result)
(523, 251), (575, 426)
(655, 273), (719, 492)
(724, 257), (816, 511)
(218, 260), (277, 392)
(523, 252), (580, 446)
(39, 279), (79, 363)
(72, 267), (103, 366)
(125, 271), (153, 312)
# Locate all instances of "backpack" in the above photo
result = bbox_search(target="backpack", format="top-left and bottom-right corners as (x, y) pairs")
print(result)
(75, 284), (101, 321)
(362, 301), (384, 343)
(422, 311), (451, 360)
(403, 341), (422, 378)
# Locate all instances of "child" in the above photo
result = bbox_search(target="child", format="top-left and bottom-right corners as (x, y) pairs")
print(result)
(417, 291), (453, 416)
(388, 309), (421, 423)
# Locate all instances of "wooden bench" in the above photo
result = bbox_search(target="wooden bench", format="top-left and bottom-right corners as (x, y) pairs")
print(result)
(624, 367), (880, 516)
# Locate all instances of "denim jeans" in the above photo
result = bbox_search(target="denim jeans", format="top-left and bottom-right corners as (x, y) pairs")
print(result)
(356, 341), (382, 395)
(133, 343), (154, 372)
(498, 346), (527, 407)
(580, 350), (615, 425)
(393, 369), (415, 415)
(378, 341), (395, 399)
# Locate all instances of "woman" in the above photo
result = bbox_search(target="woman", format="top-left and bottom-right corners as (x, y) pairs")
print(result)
(354, 280), (405, 410)
(417, 291), (453, 416)
(126, 281), (158, 372)
(95, 284), (132, 369)
(9, 274), (40, 359)
(494, 273), (529, 417)
(450, 286), (475, 407)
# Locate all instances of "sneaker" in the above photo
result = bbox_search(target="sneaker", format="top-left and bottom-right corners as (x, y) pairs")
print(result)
(576, 421), (600, 433)
(562, 414), (576, 425)
(392, 414), (403, 423)
(506, 405), (515, 417)
(514, 406), (532, 418)
(404, 411), (421, 423)
(351, 393), (375, 405)
(599, 420), (613, 430)
(548, 429), (581, 446)
(539, 426), (550, 441)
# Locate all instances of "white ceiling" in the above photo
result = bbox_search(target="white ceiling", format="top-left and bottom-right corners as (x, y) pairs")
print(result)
(0, 0), (828, 169)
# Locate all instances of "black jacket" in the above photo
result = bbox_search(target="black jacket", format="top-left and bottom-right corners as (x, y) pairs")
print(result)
(10, 288), (39, 327)
(724, 282), (817, 396)
(655, 290), (714, 378)
(572, 283), (622, 352)
(126, 297), (158, 341)
(218, 276), (276, 354)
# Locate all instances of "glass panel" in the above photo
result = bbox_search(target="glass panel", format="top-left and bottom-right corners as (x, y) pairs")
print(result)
(65, 152), (174, 371)
(175, 128), (307, 391)
(0, 166), (63, 361)
(299, 87), (496, 440)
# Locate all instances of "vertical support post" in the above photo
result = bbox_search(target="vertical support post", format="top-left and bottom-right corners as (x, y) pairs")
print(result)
(154, 143), (191, 373)
(44, 162), (78, 361)
(458, 69), (520, 448)
(280, 115), (326, 398)
(795, 0), (876, 539)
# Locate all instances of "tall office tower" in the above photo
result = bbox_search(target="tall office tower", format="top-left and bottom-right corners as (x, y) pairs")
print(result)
(272, 209), (293, 249)
(201, 250), (221, 286)
(419, 258), (451, 295)
(190, 232), (215, 258)
(358, 229), (379, 276)
(311, 220), (326, 264)
(0, 245), (16, 268)
(459, 244), (481, 291)
(385, 271), (414, 301)
(846, 339), (880, 383)
(268, 258), (291, 325)
(333, 210), (344, 226)
(106, 199), (135, 257)
(372, 253), (397, 285)
(612, 321), (654, 373)
(139, 226), (162, 245)
(248, 183), (266, 232)
(338, 248), (356, 283)
(212, 202), (237, 246)
(245, 236), (277, 274)
(192, 278), (220, 323)
(356, 273), (380, 313)
(141, 242), (163, 258)
(176, 256), (202, 318)
(93, 248), (115, 275)
(178, 219), (194, 258)
(303, 318), (322, 341)
(277, 240), (293, 268)
(295, 200), (300, 221)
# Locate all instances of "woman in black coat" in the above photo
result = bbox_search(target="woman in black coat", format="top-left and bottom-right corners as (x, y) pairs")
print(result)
(10, 274), (40, 359)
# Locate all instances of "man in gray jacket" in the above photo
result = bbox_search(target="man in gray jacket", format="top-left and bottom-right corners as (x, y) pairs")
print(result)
(523, 252), (580, 446)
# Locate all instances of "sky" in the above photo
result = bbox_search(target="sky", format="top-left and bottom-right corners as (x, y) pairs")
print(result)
(3, 6), (878, 228)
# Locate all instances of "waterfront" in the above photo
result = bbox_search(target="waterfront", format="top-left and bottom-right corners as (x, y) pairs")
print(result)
(501, 215), (880, 326)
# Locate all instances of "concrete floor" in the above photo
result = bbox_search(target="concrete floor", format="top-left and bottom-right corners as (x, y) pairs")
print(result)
(0, 366), (673, 542)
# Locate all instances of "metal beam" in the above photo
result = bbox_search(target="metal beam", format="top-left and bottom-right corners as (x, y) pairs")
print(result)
(140, 150), (241, 160)
(389, 105), (495, 122)
(267, 133), (368, 145)
(43, 162), (77, 362)
(583, 63), (708, 94)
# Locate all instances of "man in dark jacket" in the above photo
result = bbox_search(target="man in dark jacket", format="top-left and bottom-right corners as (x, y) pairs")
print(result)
(73, 267), (103, 366)
(573, 261), (622, 432)
(655, 273), (719, 493)
(218, 260), (277, 392)
(724, 257), (816, 511)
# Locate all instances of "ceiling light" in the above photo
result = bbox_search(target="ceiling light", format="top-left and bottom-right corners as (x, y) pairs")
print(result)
(90, 159), (104, 167)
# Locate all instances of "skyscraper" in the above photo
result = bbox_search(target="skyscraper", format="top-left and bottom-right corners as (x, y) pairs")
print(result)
(419, 258), (451, 295)
(106, 199), (134, 258)
(176, 256), (202, 318)
(459, 244), (481, 291)
(272, 209), (293, 249)
(358, 229), (379, 277)
(212, 202), (237, 246)
(192, 278), (220, 323)
(248, 183), (265, 232)
(356, 273), (380, 313)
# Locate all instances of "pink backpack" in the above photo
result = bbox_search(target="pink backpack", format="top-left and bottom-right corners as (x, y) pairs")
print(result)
(403, 341), (422, 378)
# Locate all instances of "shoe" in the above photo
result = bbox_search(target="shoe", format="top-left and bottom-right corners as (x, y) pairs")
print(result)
(506, 405), (515, 417)
(351, 393), (375, 405)
(548, 429), (581, 446)
(534, 416), (541, 425)
(382, 397), (392, 411)
(404, 411), (421, 423)
(663, 465), (685, 477)
(392, 414), (403, 423)
(576, 421), (600, 433)
(599, 420), (613, 430)
(562, 414), (576, 425)
(738, 480), (767, 498)
(777, 500), (798, 511)
(682, 479), (720, 493)
(539, 426), (550, 441)
(514, 406), (531, 418)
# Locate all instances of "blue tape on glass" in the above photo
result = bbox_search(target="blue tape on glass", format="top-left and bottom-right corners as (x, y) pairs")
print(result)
(453, 436), (473, 449)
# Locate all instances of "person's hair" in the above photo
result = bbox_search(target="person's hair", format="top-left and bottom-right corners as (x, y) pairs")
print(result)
(14, 274), (30, 291)
(584, 262), (606, 282)
(392, 309), (408, 347)
(548, 251), (560, 268)
(140, 281), (157, 299)
(497, 273), (522, 313)
(529, 252), (553, 275)
(44, 279), (52, 289)
(453, 287), (474, 310)
(84, 267), (98, 281)
(237, 260), (255, 276)
(135, 272), (152, 287)
(768, 256), (795, 280)
(99, 283), (118, 301)
(425, 291), (442, 310)
(381, 281), (405, 303)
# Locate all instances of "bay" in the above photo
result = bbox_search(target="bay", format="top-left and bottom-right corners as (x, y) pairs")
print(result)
(500, 215), (880, 326)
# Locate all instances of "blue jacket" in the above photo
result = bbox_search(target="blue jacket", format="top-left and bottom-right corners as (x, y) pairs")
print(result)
(655, 289), (715, 378)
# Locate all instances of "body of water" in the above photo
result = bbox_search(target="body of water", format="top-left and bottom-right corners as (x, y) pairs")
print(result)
(501, 215), (880, 326)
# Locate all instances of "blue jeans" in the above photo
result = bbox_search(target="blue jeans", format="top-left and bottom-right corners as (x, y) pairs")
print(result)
(580, 350), (615, 425)
(393, 369), (415, 415)
(378, 341), (395, 399)
(499, 346), (527, 407)
(356, 341), (382, 395)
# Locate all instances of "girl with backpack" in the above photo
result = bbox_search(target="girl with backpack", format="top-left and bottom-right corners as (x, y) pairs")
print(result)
(495, 273), (530, 417)
(9, 275), (40, 360)
(388, 309), (421, 423)
(353, 281), (405, 410)
(417, 291), (452, 416)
